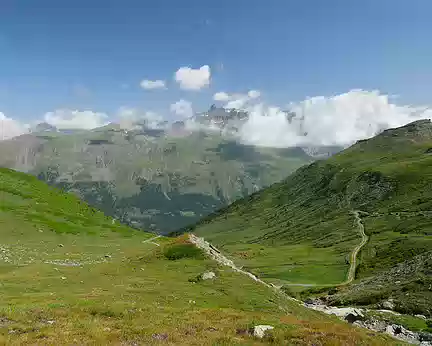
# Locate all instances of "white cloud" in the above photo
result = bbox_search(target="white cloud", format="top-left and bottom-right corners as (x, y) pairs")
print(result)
(0, 113), (29, 140)
(213, 90), (261, 109)
(175, 65), (211, 90)
(170, 99), (193, 118)
(225, 96), (250, 109)
(237, 90), (432, 148)
(44, 109), (109, 130)
(117, 107), (163, 130)
(213, 92), (230, 101)
(140, 79), (166, 90)
(248, 90), (261, 99)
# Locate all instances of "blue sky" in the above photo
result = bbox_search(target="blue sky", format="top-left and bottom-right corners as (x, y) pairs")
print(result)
(0, 0), (431, 124)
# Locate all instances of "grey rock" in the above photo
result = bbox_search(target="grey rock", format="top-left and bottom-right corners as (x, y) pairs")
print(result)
(253, 325), (274, 338)
(382, 300), (395, 310)
(201, 271), (216, 280)
(152, 333), (168, 341)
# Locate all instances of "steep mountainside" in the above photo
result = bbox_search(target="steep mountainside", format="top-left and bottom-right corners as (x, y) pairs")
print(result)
(186, 120), (432, 316)
(0, 167), (394, 345)
(0, 120), (319, 234)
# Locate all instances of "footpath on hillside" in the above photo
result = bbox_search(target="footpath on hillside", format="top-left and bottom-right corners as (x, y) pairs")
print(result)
(190, 210), (369, 289)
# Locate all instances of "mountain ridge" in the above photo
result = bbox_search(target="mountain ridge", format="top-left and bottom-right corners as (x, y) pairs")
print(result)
(185, 119), (432, 316)
(0, 107), (339, 233)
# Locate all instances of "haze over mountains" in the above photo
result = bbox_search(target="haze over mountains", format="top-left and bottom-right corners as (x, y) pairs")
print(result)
(0, 105), (331, 233)
(2, 90), (432, 233)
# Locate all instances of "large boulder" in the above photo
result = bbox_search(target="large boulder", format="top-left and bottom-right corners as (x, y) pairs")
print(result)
(201, 271), (216, 280)
(253, 325), (274, 338)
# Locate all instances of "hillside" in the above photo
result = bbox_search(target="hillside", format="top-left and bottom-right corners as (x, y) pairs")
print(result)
(0, 112), (323, 233)
(186, 120), (432, 316)
(0, 168), (395, 345)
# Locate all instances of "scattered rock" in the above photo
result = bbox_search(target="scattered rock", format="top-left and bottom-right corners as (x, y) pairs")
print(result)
(0, 317), (12, 327)
(201, 271), (216, 280)
(304, 303), (365, 321)
(103, 327), (111, 332)
(205, 327), (218, 332)
(104, 255), (112, 258)
(419, 332), (432, 342)
(253, 325), (274, 338)
(61, 276), (66, 280)
(385, 324), (421, 344)
(415, 314), (427, 320)
(152, 333), (168, 340)
(188, 300), (196, 304)
(58, 244), (64, 247)
(46, 320), (55, 325)
(386, 324), (402, 335)
(382, 299), (395, 310)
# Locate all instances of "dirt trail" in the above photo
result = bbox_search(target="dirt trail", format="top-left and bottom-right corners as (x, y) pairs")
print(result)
(342, 210), (369, 285)
(189, 234), (304, 308)
(191, 209), (369, 289)
(189, 234), (274, 289)
(142, 235), (161, 246)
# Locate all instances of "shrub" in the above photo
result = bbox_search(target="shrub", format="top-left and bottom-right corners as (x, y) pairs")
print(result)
(163, 243), (204, 260)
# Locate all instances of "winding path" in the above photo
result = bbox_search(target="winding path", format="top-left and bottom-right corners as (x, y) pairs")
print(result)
(342, 210), (369, 285)
(191, 209), (369, 289)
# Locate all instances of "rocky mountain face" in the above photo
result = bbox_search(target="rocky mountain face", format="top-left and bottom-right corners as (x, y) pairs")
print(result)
(0, 108), (336, 233)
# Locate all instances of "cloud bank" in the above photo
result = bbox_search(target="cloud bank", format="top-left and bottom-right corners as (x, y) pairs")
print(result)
(213, 89), (261, 109)
(0, 113), (29, 140)
(170, 99), (193, 118)
(117, 107), (163, 130)
(44, 109), (109, 130)
(237, 90), (432, 147)
(1, 90), (431, 148)
(175, 65), (211, 90)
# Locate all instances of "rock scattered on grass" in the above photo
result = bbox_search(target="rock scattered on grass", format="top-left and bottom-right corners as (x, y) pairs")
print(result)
(253, 325), (274, 338)
(381, 299), (395, 310)
(201, 271), (216, 280)
(152, 333), (168, 340)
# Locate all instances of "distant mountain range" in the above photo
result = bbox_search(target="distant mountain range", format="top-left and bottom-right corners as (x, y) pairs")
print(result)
(0, 106), (341, 233)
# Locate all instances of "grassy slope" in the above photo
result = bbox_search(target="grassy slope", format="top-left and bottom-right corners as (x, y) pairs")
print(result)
(0, 168), (394, 345)
(188, 120), (432, 313)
